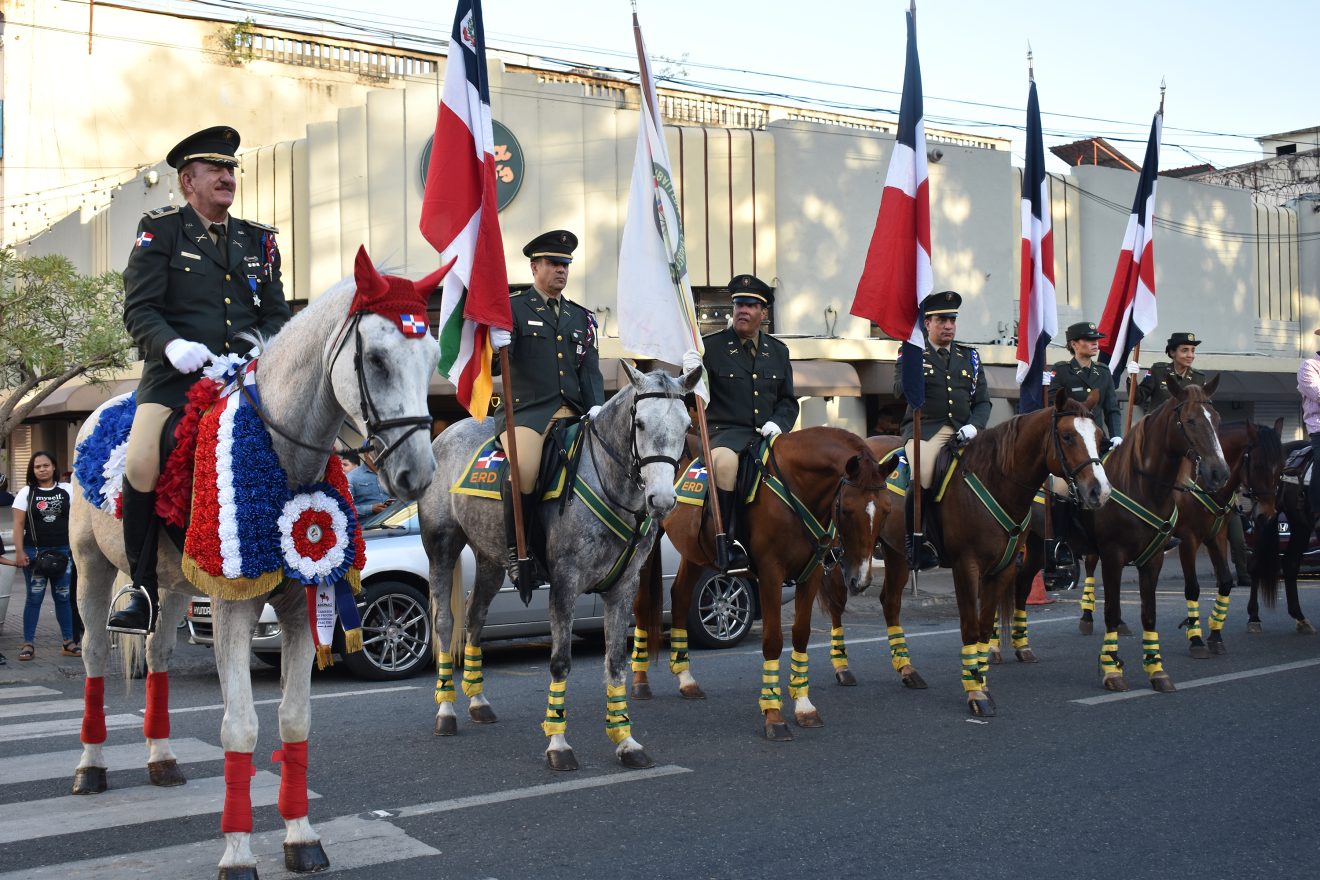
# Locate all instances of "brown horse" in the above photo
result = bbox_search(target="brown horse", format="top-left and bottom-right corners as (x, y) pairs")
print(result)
(1247, 438), (1319, 636)
(1019, 377), (1230, 693)
(632, 426), (891, 741)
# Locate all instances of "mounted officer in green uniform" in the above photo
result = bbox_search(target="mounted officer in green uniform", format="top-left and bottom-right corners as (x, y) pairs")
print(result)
(1134, 331), (1207, 411)
(110, 126), (291, 634)
(695, 274), (798, 573)
(489, 229), (604, 588)
(896, 290), (991, 570)
(1049, 321), (1123, 443)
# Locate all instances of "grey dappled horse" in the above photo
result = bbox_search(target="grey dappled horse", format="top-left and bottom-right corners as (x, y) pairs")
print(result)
(420, 362), (700, 770)
(68, 251), (439, 878)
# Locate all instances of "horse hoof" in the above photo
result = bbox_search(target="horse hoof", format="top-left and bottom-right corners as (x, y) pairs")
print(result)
(987, 649), (1003, 666)
(679, 683), (706, 700)
(1150, 673), (1176, 693)
(835, 669), (857, 687)
(795, 711), (824, 728)
(1102, 674), (1128, 692)
(764, 721), (794, 742)
(1117, 622), (1133, 637)
(1078, 619), (1094, 636)
(1298, 619), (1318, 635)
(434, 715), (458, 737)
(901, 670), (928, 690)
(1246, 621), (1263, 634)
(619, 749), (656, 770)
(468, 704), (498, 724)
(1189, 644), (1211, 660)
(1207, 635), (1227, 655)
(148, 759), (187, 787)
(217, 868), (259, 880)
(546, 749), (578, 771)
(632, 682), (652, 701)
(968, 696), (996, 717)
(71, 766), (107, 795)
(284, 840), (330, 873)
(1015, 648), (1038, 664)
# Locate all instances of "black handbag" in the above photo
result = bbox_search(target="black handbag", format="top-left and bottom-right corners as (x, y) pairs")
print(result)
(28, 487), (69, 579)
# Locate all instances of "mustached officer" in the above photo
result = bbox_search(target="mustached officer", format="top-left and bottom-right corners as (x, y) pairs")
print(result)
(895, 290), (991, 570)
(110, 126), (290, 634)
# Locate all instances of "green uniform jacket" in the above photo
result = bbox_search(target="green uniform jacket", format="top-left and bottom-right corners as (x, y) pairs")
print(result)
(1049, 358), (1121, 438)
(896, 342), (991, 441)
(702, 327), (799, 451)
(1134, 362), (1206, 410)
(494, 288), (604, 434)
(123, 204), (291, 408)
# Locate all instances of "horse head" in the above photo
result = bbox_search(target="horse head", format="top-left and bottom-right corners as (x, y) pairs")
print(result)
(1240, 417), (1284, 522)
(834, 443), (894, 595)
(330, 246), (442, 500)
(609, 361), (702, 519)
(1168, 374), (1229, 490)
(1049, 387), (1111, 508)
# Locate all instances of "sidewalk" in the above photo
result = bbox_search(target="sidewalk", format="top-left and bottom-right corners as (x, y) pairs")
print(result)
(0, 567), (88, 683)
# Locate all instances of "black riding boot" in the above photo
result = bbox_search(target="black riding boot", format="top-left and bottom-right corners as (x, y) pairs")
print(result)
(716, 488), (750, 574)
(504, 490), (548, 604)
(904, 488), (939, 572)
(107, 485), (161, 635)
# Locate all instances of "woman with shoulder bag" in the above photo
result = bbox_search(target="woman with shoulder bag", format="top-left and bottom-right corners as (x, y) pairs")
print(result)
(11, 451), (79, 660)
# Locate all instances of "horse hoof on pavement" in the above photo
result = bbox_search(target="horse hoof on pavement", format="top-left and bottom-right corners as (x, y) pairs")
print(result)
(632, 682), (652, 701)
(217, 867), (259, 880)
(1246, 621), (1263, 634)
(987, 648), (1003, 666)
(1102, 673), (1128, 692)
(1298, 619), (1318, 635)
(764, 720), (794, 742)
(1078, 618), (1094, 636)
(901, 670), (928, 689)
(619, 749), (656, 770)
(434, 715), (458, 736)
(1117, 622), (1133, 637)
(546, 749), (579, 771)
(71, 766), (107, 795)
(679, 682), (706, 700)
(835, 668), (857, 686)
(148, 759), (186, 787)
(1015, 648), (1038, 663)
(284, 840), (330, 873)
(1188, 643), (1211, 660)
(795, 710), (824, 728)
(1207, 634), (1227, 655)
(469, 704), (498, 724)
(968, 696), (996, 717)
(1149, 673), (1176, 693)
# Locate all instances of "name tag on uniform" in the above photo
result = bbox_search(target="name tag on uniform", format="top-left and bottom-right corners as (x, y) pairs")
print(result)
(180, 251), (201, 260)
(528, 320), (544, 326)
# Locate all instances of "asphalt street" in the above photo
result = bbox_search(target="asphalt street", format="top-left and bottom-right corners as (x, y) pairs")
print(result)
(1, 561), (1318, 880)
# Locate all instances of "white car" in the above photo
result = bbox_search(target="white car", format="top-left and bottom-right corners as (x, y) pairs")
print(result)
(188, 501), (770, 680)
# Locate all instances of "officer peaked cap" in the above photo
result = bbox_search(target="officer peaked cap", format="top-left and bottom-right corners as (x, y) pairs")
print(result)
(728, 274), (773, 305)
(523, 230), (578, 264)
(167, 126), (241, 169)
(920, 290), (961, 317)
(1164, 331), (1201, 354)
(1065, 321), (1104, 342)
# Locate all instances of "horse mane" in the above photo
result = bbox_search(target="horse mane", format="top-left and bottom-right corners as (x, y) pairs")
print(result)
(960, 395), (1094, 480)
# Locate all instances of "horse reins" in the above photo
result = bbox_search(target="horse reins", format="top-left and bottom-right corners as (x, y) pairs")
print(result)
(585, 388), (686, 521)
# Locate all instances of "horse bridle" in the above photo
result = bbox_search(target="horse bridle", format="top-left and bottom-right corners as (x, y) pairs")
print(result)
(586, 389), (687, 520)
(1051, 410), (1104, 498)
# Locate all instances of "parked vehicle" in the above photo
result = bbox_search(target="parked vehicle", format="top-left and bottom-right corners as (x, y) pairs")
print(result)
(188, 500), (775, 680)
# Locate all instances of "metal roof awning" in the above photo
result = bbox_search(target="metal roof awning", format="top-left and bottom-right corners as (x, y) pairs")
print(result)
(25, 378), (138, 419)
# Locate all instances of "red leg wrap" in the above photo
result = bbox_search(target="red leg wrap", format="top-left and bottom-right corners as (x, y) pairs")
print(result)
(220, 751), (256, 833)
(144, 671), (170, 740)
(81, 677), (106, 744)
(273, 740), (310, 820)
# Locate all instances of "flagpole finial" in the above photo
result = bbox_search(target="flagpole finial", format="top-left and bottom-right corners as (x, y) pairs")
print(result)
(1159, 77), (1166, 112)
(1027, 43), (1034, 81)
(630, 0), (637, 13)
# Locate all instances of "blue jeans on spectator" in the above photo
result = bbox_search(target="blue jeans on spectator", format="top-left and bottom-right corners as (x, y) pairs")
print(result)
(22, 543), (74, 644)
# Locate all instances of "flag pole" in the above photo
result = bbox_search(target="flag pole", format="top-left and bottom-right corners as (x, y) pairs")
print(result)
(498, 347), (534, 589)
(910, 406), (922, 594)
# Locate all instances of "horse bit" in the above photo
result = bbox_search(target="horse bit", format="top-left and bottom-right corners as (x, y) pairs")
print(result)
(587, 389), (686, 521)
(1052, 410), (1104, 501)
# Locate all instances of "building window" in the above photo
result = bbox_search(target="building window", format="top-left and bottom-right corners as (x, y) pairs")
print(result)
(1276, 144), (1297, 156)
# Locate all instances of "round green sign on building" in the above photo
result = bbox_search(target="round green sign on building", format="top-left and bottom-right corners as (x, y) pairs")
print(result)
(420, 120), (524, 212)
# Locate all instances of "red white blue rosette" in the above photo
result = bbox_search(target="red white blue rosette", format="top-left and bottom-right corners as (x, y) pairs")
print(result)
(278, 486), (356, 585)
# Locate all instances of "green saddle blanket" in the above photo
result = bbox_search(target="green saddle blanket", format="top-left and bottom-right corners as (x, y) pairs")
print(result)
(450, 423), (582, 502)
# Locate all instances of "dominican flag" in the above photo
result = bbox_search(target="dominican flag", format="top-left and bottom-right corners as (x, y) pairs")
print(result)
(476, 448), (505, 468)
(420, 0), (511, 420)
(1015, 75), (1057, 413)
(1097, 108), (1163, 384)
(850, 8), (930, 408)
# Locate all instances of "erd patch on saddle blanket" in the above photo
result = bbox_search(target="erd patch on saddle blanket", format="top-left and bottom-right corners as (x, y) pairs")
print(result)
(450, 433), (574, 501)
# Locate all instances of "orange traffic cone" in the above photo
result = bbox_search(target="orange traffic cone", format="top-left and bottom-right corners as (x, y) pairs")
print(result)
(1026, 571), (1055, 605)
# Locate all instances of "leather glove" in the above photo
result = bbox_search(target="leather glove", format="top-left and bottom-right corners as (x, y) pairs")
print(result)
(1126, 359), (1141, 376)
(956, 424), (979, 443)
(588, 405), (603, 419)
(759, 422), (782, 438)
(1109, 435), (1123, 448)
(682, 350), (703, 373)
(490, 328), (512, 350)
(165, 339), (214, 374)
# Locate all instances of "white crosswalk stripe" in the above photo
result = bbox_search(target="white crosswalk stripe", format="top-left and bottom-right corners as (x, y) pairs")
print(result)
(0, 737), (225, 786)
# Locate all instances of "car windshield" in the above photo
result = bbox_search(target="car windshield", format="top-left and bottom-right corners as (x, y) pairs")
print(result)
(360, 499), (419, 532)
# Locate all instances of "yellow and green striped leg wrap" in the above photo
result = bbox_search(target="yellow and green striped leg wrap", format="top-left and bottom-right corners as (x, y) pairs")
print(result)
(758, 658), (782, 711)
(605, 683), (631, 744)
(887, 625), (911, 673)
(434, 651), (456, 705)
(1210, 594), (1230, 632)
(541, 678), (568, 737)
(1099, 631), (1122, 677)
(461, 644), (484, 698)
(1011, 609), (1029, 650)
(669, 627), (691, 675)
(788, 650), (810, 700)
(1142, 630), (1165, 676)
(960, 643), (983, 693)
(976, 642), (990, 687)
(830, 627), (849, 671)
(988, 622), (1001, 653)
(630, 626), (650, 673)
(1081, 577), (1097, 614)
(1183, 600), (1203, 641)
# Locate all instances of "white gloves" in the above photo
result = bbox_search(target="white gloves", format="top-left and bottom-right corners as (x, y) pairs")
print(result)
(1109, 435), (1123, 448)
(759, 422), (782, 439)
(956, 424), (979, 443)
(588, 405), (603, 419)
(165, 339), (214, 374)
(682, 350), (703, 373)
(490, 328), (512, 350)
(1126, 359), (1141, 376)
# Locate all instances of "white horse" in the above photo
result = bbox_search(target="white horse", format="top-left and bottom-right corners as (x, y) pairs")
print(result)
(420, 363), (699, 770)
(68, 248), (439, 878)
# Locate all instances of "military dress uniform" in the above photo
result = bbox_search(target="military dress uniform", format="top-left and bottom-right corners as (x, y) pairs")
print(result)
(1135, 333), (1206, 411)
(1048, 323), (1121, 439)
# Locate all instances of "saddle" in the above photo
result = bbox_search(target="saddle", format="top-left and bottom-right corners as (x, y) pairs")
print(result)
(1282, 445), (1312, 487)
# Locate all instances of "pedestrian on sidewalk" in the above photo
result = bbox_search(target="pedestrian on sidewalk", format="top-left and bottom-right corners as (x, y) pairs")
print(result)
(10, 451), (80, 661)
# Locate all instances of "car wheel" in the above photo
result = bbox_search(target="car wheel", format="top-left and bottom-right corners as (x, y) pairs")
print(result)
(340, 580), (432, 680)
(687, 572), (755, 649)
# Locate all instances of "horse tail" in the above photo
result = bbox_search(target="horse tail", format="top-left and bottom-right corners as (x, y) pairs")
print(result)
(635, 533), (664, 649)
(117, 631), (147, 690)
(1253, 509), (1281, 607)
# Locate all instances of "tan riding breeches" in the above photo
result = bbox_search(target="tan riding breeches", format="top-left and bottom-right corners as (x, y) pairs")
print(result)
(709, 446), (739, 491)
(498, 406), (577, 495)
(124, 402), (173, 493)
(903, 424), (957, 490)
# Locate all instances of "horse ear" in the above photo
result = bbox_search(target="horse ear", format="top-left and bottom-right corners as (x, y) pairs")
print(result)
(846, 454), (862, 480)
(1275, 417), (1285, 436)
(352, 246), (388, 301)
(1083, 388), (1100, 411)
(1053, 387), (1070, 411)
(622, 359), (646, 389)
(1203, 373), (1220, 398)
(679, 364), (703, 393)
(1246, 420), (1259, 442)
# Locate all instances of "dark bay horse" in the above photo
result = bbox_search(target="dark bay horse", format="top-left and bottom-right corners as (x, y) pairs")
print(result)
(633, 426), (891, 741)
(1249, 438), (1319, 636)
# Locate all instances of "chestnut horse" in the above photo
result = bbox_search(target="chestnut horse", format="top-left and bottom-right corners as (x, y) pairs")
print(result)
(632, 426), (890, 741)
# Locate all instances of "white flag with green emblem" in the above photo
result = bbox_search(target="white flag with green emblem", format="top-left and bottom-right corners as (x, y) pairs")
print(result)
(617, 12), (706, 400)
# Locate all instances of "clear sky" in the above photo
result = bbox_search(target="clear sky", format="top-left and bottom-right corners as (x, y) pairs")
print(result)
(177, 0), (1317, 171)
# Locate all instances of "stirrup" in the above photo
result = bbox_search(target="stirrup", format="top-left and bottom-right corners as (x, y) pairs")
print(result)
(106, 585), (157, 635)
(723, 538), (751, 575)
(906, 536), (939, 572)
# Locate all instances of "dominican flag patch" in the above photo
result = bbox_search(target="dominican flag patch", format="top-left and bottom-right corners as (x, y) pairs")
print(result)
(476, 448), (505, 468)
(136, 232), (154, 248)
(399, 314), (429, 338)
